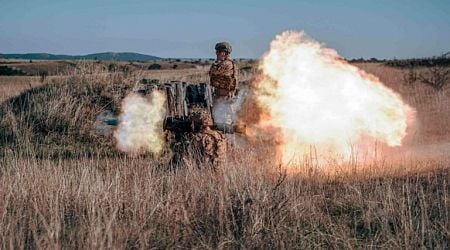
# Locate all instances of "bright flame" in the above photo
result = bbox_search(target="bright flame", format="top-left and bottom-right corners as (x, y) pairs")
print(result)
(253, 31), (414, 165)
(114, 91), (166, 154)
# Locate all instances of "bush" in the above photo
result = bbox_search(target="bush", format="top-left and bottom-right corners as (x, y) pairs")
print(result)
(39, 71), (48, 82)
(148, 63), (162, 70)
(108, 63), (118, 72)
(0, 66), (27, 76)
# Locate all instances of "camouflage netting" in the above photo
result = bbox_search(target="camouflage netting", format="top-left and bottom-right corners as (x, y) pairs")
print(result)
(0, 74), (133, 158)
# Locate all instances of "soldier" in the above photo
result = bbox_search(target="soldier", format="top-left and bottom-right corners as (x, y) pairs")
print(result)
(209, 42), (238, 97)
(190, 108), (226, 167)
(209, 42), (239, 127)
(170, 107), (226, 168)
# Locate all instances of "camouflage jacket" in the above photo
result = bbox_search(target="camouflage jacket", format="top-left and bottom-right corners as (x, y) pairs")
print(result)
(209, 59), (238, 97)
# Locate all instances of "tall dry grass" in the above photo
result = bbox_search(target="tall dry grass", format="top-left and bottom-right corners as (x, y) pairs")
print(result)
(0, 61), (449, 248)
(0, 150), (449, 248)
(0, 76), (42, 103)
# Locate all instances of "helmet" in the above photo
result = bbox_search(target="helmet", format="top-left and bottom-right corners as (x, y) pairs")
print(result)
(215, 42), (232, 54)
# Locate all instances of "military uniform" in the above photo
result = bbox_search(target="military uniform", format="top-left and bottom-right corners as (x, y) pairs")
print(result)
(209, 42), (239, 128)
(209, 59), (239, 97)
(191, 127), (226, 166)
(170, 106), (227, 168)
(190, 107), (226, 166)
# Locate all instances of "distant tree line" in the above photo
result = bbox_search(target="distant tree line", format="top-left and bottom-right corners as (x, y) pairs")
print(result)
(384, 57), (450, 68)
(348, 53), (450, 68)
(347, 53), (450, 91)
(348, 58), (386, 63)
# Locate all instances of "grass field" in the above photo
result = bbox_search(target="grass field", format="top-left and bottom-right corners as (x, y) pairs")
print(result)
(0, 60), (449, 248)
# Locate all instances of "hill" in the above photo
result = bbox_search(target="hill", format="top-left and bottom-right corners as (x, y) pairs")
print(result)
(0, 52), (161, 61)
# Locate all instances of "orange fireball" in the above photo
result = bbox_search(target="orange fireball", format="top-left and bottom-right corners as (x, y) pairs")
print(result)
(252, 31), (414, 165)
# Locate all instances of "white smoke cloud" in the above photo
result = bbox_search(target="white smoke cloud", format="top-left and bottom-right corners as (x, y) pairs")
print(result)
(212, 86), (249, 126)
(114, 92), (166, 154)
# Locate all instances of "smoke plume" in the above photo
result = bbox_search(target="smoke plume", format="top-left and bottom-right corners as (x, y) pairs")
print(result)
(212, 86), (248, 126)
(114, 92), (166, 154)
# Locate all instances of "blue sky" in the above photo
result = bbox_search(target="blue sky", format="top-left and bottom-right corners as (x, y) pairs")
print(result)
(0, 0), (449, 59)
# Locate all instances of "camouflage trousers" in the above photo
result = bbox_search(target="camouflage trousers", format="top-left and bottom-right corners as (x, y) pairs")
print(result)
(170, 130), (227, 168)
(191, 129), (227, 167)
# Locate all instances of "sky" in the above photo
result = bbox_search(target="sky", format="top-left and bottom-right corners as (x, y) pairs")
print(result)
(0, 0), (449, 59)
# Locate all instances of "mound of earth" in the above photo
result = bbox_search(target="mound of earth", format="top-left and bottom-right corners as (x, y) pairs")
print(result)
(0, 74), (133, 158)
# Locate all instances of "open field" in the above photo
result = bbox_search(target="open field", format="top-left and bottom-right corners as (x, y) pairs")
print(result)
(357, 63), (450, 145)
(0, 61), (449, 248)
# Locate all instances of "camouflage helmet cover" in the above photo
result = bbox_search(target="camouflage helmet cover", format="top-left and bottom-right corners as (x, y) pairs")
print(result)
(215, 42), (232, 54)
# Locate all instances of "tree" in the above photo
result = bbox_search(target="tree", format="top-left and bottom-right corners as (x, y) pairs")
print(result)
(418, 66), (450, 91)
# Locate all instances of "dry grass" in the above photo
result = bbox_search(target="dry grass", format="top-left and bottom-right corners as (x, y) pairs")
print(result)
(0, 61), (449, 248)
(0, 76), (42, 103)
(0, 151), (448, 248)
